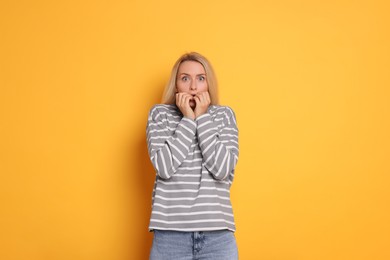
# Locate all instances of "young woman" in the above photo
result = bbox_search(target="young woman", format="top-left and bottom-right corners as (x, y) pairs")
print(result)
(146, 52), (239, 259)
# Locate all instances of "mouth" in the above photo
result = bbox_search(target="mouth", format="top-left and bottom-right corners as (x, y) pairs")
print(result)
(189, 98), (196, 108)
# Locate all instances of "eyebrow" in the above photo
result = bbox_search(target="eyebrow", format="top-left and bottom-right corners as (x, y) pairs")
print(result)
(178, 73), (206, 76)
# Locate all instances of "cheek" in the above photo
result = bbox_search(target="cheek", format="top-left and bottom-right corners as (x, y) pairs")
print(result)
(199, 81), (209, 92)
(176, 82), (189, 92)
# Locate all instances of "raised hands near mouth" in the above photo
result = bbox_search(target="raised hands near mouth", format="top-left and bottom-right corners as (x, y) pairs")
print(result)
(176, 92), (211, 120)
(176, 93), (196, 120)
(193, 92), (211, 118)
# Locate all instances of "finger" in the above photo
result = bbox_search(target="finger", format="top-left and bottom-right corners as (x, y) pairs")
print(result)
(205, 92), (211, 104)
(185, 93), (194, 100)
(184, 95), (191, 107)
(194, 95), (200, 104)
(179, 93), (185, 107)
(181, 94), (187, 108)
(175, 93), (180, 106)
(176, 93), (181, 105)
(200, 92), (210, 105)
(198, 93), (205, 104)
(186, 94), (194, 105)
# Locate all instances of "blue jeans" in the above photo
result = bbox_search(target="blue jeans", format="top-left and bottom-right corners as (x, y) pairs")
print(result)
(149, 229), (238, 260)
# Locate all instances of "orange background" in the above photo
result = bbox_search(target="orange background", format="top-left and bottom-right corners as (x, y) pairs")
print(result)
(1, 0), (389, 259)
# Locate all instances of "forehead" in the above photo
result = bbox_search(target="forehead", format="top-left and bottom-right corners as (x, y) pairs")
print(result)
(178, 60), (205, 74)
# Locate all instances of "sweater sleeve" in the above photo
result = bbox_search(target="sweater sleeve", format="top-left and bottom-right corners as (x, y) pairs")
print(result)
(146, 106), (197, 179)
(195, 106), (239, 181)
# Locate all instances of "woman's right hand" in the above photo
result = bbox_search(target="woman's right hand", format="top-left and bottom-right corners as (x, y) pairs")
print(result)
(176, 93), (195, 120)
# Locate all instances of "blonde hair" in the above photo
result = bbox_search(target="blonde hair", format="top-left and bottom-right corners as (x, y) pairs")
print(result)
(161, 52), (219, 105)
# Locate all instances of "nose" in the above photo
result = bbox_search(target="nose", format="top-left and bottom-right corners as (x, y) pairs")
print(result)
(190, 79), (197, 90)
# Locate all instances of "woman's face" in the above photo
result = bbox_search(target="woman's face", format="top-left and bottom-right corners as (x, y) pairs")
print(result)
(176, 60), (209, 108)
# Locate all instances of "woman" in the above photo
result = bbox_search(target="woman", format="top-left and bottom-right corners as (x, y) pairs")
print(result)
(146, 52), (239, 259)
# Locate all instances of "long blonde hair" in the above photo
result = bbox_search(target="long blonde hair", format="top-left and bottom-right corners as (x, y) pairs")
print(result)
(161, 52), (219, 105)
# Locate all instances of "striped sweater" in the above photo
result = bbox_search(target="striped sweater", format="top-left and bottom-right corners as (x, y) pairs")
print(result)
(146, 104), (239, 232)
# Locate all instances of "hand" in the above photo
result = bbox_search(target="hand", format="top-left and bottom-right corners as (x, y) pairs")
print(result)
(176, 93), (195, 120)
(194, 92), (211, 119)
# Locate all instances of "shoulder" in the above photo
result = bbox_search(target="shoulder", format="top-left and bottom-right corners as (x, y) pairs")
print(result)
(208, 105), (237, 126)
(148, 104), (180, 121)
(209, 105), (237, 118)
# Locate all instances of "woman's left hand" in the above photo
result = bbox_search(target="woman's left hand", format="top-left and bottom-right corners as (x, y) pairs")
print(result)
(194, 92), (211, 119)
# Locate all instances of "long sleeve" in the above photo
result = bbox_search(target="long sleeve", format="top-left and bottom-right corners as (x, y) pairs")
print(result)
(146, 105), (197, 179)
(195, 106), (239, 181)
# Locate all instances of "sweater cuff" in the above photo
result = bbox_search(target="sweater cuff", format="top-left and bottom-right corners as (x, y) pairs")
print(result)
(195, 112), (211, 124)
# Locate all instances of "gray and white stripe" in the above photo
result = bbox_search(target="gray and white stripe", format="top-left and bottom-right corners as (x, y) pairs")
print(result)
(146, 104), (239, 232)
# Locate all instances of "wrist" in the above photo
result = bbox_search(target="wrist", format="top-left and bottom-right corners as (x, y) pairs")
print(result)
(195, 111), (207, 119)
(183, 113), (195, 120)
(195, 111), (211, 123)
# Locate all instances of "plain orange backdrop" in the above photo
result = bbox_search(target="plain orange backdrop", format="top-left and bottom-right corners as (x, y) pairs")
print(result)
(1, 0), (389, 259)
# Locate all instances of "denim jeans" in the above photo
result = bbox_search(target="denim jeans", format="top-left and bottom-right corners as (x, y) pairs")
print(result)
(149, 229), (238, 260)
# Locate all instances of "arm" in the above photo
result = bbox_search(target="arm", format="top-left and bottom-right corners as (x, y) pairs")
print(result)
(196, 107), (239, 181)
(146, 106), (197, 179)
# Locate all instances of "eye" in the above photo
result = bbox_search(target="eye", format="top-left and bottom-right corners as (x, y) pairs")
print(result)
(181, 76), (189, 81)
(198, 76), (206, 81)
